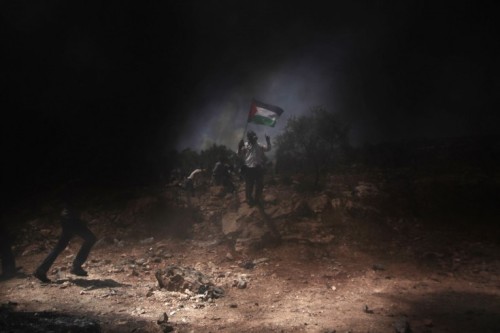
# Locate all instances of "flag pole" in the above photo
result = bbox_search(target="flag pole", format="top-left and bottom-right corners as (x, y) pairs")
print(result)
(241, 121), (249, 142)
(241, 99), (254, 142)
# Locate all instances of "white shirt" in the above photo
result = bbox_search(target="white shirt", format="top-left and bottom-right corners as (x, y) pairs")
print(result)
(238, 141), (270, 168)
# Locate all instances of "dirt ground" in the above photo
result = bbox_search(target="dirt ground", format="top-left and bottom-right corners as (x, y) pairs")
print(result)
(1, 174), (500, 333)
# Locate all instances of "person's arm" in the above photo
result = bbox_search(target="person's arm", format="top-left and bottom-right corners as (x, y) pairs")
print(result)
(237, 140), (245, 156)
(264, 135), (271, 152)
(212, 163), (219, 176)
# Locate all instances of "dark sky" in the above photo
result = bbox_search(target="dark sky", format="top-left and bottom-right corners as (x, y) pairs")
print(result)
(1, 1), (498, 196)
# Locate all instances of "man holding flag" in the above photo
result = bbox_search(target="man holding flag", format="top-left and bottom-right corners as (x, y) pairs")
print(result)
(238, 99), (283, 207)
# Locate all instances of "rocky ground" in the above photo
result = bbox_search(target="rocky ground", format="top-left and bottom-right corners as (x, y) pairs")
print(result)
(1, 169), (499, 332)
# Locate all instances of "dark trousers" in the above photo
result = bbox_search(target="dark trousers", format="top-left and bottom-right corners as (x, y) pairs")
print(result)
(184, 178), (195, 197)
(37, 219), (96, 274)
(243, 166), (264, 204)
(214, 176), (235, 193)
(0, 227), (16, 276)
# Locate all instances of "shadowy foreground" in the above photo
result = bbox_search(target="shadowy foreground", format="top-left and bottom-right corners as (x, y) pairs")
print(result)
(1, 165), (499, 332)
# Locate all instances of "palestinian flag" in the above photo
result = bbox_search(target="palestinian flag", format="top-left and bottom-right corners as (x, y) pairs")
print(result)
(247, 99), (284, 127)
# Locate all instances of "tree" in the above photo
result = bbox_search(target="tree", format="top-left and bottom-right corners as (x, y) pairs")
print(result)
(275, 107), (350, 186)
(176, 148), (200, 177)
(199, 144), (239, 172)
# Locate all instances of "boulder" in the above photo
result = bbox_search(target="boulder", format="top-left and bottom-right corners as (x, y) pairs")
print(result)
(155, 264), (224, 299)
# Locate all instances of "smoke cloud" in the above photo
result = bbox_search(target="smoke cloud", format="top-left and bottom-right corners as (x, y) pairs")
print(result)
(174, 41), (347, 152)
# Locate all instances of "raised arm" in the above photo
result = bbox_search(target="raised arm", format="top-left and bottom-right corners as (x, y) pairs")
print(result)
(264, 135), (271, 152)
(237, 139), (245, 156)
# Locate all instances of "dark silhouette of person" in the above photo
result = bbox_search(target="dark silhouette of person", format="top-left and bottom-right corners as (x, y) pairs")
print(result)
(238, 130), (271, 206)
(34, 183), (96, 283)
(212, 155), (235, 194)
(179, 168), (206, 197)
(0, 224), (16, 280)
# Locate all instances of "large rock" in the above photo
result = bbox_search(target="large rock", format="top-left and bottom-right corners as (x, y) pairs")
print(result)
(221, 202), (281, 252)
(221, 212), (244, 236)
(155, 264), (224, 299)
(221, 205), (260, 236)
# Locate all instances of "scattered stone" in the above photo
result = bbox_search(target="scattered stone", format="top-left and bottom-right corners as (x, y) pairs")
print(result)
(128, 269), (139, 277)
(157, 312), (168, 324)
(140, 237), (154, 245)
(372, 263), (386, 271)
(239, 261), (255, 270)
(131, 307), (146, 315)
(234, 278), (247, 289)
(146, 288), (154, 297)
(253, 257), (270, 265)
(363, 304), (374, 314)
(353, 182), (379, 197)
(307, 194), (331, 213)
(152, 257), (162, 263)
(59, 281), (72, 289)
(93, 237), (111, 249)
(157, 312), (174, 333)
(22, 244), (44, 256)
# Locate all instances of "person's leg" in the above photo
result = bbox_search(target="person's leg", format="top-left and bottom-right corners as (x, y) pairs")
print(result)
(184, 179), (195, 197)
(0, 232), (16, 278)
(224, 177), (235, 193)
(34, 229), (72, 281)
(254, 168), (264, 204)
(244, 168), (255, 205)
(71, 222), (96, 275)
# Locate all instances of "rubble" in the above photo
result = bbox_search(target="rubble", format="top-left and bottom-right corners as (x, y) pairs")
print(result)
(155, 265), (224, 300)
